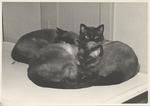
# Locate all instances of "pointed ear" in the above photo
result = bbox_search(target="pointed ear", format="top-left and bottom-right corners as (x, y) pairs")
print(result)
(97, 24), (104, 34)
(56, 27), (66, 35)
(80, 24), (87, 34)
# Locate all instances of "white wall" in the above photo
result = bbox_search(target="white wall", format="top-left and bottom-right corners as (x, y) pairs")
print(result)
(40, 2), (112, 39)
(59, 3), (100, 33)
(3, 2), (112, 42)
(100, 3), (114, 40)
(41, 3), (101, 34)
(3, 2), (41, 43)
(40, 2), (57, 29)
(113, 3), (148, 73)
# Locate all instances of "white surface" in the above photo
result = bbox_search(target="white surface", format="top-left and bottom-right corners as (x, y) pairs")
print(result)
(2, 42), (148, 105)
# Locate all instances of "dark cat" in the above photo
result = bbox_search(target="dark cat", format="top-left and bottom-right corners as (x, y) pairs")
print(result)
(11, 28), (78, 64)
(78, 24), (104, 69)
(79, 24), (104, 43)
(79, 24), (140, 85)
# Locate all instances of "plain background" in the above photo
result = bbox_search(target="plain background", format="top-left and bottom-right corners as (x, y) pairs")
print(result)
(2, 2), (148, 74)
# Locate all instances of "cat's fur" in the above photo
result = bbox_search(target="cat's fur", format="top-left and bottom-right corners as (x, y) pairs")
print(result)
(11, 29), (57, 64)
(11, 28), (78, 64)
(27, 44), (98, 89)
(27, 43), (80, 88)
(12, 24), (140, 88)
(26, 29), (86, 89)
(79, 24), (140, 85)
(55, 28), (79, 45)
(26, 28), (99, 89)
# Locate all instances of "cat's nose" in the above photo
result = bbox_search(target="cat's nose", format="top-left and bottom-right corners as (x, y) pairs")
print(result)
(87, 41), (97, 49)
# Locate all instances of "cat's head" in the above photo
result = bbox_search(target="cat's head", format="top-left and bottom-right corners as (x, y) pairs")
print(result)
(79, 24), (104, 43)
(78, 24), (104, 51)
(55, 28), (79, 46)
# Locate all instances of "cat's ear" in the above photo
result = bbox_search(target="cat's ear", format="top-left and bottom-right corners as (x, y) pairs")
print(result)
(56, 27), (66, 35)
(96, 24), (104, 34)
(80, 24), (87, 34)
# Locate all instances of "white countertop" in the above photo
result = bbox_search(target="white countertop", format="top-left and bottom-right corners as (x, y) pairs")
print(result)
(2, 42), (148, 106)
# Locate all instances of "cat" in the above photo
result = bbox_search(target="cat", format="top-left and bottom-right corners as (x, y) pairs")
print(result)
(78, 24), (140, 85)
(78, 24), (104, 69)
(25, 28), (88, 89)
(11, 28), (78, 64)
(27, 42), (99, 89)
(27, 28), (99, 89)
(55, 28), (79, 45)
(27, 43), (80, 89)
(11, 29), (57, 64)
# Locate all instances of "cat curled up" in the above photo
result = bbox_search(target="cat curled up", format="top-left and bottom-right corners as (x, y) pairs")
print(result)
(28, 43), (79, 88)
(11, 28), (78, 64)
(28, 42), (103, 89)
(27, 28), (104, 89)
(11, 29), (57, 64)
(12, 24), (140, 89)
(25, 28), (91, 89)
(78, 24), (140, 85)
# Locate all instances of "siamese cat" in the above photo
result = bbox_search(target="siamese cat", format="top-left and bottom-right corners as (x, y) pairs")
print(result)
(27, 42), (100, 89)
(26, 29), (86, 89)
(78, 24), (140, 85)
(11, 28), (78, 64)
(27, 28), (99, 89)
(27, 43), (80, 88)
(11, 29), (56, 64)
